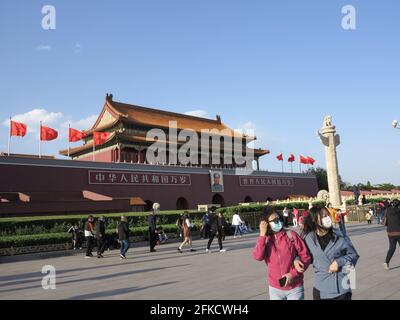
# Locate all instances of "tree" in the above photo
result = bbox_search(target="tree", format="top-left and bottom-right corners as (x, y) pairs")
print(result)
(305, 167), (344, 191)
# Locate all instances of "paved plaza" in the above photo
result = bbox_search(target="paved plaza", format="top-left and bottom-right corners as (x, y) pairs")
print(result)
(0, 223), (399, 300)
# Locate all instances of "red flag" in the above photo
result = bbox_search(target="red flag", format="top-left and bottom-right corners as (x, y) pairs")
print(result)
(69, 127), (85, 142)
(40, 125), (58, 141)
(300, 155), (309, 165)
(288, 154), (295, 162)
(276, 153), (283, 161)
(307, 156), (316, 165)
(10, 120), (27, 137)
(93, 131), (110, 146)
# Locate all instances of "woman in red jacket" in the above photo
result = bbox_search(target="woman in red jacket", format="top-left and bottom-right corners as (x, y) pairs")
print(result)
(252, 207), (312, 300)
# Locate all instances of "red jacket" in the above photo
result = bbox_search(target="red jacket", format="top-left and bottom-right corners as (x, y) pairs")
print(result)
(252, 230), (312, 290)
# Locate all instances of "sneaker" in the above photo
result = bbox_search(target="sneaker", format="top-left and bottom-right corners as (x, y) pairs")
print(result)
(190, 249), (197, 252)
(177, 248), (182, 253)
(205, 248), (210, 253)
(384, 263), (389, 271)
(85, 255), (91, 259)
(120, 254), (125, 259)
(150, 249), (157, 253)
(219, 249), (226, 253)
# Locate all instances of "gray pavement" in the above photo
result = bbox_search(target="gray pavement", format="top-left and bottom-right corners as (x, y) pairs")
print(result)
(0, 223), (399, 300)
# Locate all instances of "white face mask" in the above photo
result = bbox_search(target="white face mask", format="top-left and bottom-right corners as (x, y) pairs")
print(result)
(321, 216), (332, 229)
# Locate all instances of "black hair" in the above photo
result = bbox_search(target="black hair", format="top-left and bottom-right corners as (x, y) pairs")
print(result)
(213, 173), (220, 178)
(301, 205), (332, 238)
(210, 206), (217, 212)
(392, 199), (400, 208)
(260, 207), (279, 236)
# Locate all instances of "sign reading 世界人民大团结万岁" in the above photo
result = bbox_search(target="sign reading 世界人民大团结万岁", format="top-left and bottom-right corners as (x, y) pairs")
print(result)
(88, 170), (191, 186)
(239, 176), (294, 187)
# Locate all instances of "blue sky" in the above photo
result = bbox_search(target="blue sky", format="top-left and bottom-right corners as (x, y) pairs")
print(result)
(1, 0), (399, 185)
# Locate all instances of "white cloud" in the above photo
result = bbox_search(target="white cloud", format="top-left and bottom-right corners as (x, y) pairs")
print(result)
(61, 115), (97, 130)
(184, 110), (209, 118)
(3, 109), (63, 133)
(74, 43), (81, 54)
(36, 45), (52, 51)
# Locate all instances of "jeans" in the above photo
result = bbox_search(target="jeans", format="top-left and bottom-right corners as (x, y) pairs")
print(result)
(269, 285), (304, 300)
(234, 225), (242, 237)
(377, 214), (383, 225)
(120, 240), (130, 256)
(385, 236), (400, 264)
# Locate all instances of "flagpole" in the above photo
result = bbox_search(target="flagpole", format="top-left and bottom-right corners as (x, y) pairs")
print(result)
(8, 117), (11, 156)
(281, 160), (283, 173)
(39, 121), (42, 158)
(68, 124), (70, 159)
(93, 141), (95, 162)
(290, 162), (293, 173)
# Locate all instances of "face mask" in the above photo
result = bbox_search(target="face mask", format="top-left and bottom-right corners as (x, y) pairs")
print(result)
(271, 221), (283, 233)
(321, 216), (332, 229)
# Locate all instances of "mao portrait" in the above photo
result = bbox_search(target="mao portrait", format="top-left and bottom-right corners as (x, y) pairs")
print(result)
(210, 171), (224, 193)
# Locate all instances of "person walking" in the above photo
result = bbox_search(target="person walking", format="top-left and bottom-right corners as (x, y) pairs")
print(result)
(201, 210), (211, 239)
(117, 216), (130, 259)
(84, 215), (95, 258)
(68, 223), (83, 250)
(282, 207), (290, 228)
(232, 211), (244, 238)
(302, 206), (360, 300)
(383, 199), (400, 271)
(177, 212), (196, 253)
(292, 208), (299, 228)
(336, 209), (347, 237)
(95, 216), (107, 258)
(206, 208), (225, 253)
(377, 202), (385, 225)
(365, 211), (372, 225)
(326, 203), (337, 228)
(148, 209), (157, 252)
(252, 207), (312, 300)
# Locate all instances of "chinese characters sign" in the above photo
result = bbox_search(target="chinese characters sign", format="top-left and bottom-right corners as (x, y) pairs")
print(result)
(88, 170), (191, 186)
(239, 176), (294, 187)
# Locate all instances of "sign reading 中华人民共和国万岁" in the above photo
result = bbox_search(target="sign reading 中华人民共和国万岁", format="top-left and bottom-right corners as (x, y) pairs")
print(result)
(88, 170), (191, 186)
(239, 176), (294, 187)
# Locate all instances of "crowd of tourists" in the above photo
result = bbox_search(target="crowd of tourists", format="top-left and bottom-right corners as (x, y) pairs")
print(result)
(66, 198), (400, 300)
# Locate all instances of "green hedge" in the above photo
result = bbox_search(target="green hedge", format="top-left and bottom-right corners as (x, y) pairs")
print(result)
(345, 198), (392, 205)
(0, 210), (204, 237)
(0, 223), (205, 249)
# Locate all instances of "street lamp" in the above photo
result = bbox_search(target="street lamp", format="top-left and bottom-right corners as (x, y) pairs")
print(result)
(392, 120), (399, 129)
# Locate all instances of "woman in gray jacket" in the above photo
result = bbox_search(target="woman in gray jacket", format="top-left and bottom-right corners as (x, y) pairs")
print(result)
(300, 206), (359, 300)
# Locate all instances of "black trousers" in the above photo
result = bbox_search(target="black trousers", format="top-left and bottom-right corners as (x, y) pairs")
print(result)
(313, 288), (352, 300)
(207, 230), (223, 250)
(385, 236), (400, 264)
(97, 237), (106, 255)
(201, 224), (211, 239)
(86, 237), (94, 256)
(149, 229), (157, 251)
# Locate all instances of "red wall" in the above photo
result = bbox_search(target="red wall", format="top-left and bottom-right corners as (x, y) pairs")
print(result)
(0, 157), (319, 216)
